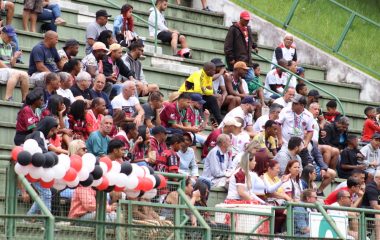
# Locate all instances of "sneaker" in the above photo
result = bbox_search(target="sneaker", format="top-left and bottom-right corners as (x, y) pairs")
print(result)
(202, 6), (212, 11)
(55, 17), (66, 26)
(5, 96), (14, 102)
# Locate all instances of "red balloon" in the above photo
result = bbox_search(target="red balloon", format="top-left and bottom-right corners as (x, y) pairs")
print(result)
(63, 168), (78, 182)
(11, 146), (23, 162)
(99, 156), (112, 172)
(136, 177), (154, 192)
(158, 175), (167, 189)
(70, 154), (83, 172)
(97, 176), (109, 191)
(25, 174), (39, 182)
(40, 179), (55, 188)
(114, 185), (125, 192)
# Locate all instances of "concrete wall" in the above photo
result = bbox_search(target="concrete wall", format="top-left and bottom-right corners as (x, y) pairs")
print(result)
(193, 0), (380, 102)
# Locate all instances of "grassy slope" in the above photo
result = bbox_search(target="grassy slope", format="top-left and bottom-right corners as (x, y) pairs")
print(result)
(233, 0), (380, 78)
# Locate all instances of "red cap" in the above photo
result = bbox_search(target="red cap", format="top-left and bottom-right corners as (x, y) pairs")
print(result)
(240, 10), (250, 20)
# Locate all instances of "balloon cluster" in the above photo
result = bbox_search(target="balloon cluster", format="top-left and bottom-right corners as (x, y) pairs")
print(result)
(11, 140), (167, 198)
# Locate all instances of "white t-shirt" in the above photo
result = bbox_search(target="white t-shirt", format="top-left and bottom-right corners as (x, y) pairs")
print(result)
(312, 118), (320, 143)
(253, 115), (269, 132)
(285, 74), (297, 88)
(57, 88), (75, 103)
(111, 94), (140, 117)
(360, 143), (380, 168)
(213, 75), (225, 93)
(264, 69), (288, 98)
(231, 131), (250, 154)
(273, 97), (292, 109)
(282, 178), (303, 201)
(219, 106), (253, 129)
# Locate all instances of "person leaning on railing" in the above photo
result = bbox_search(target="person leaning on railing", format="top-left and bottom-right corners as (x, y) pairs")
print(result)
(361, 170), (380, 239)
(293, 189), (318, 237)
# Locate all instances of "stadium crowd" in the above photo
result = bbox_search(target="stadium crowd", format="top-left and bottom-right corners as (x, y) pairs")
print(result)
(4, 0), (380, 238)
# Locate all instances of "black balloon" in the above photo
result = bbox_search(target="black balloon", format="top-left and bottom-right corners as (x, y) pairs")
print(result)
(48, 152), (59, 166)
(43, 152), (55, 168)
(80, 174), (94, 187)
(120, 162), (132, 175)
(31, 152), (46, 167)
(147, 166), (155, 175)
(104, 185), (115, 192)
(17, 151), (32, 166)
(153, 174), (161, 189)
(92, 165), (103, 180)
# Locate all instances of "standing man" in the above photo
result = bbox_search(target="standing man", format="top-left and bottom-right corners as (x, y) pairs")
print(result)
(85, 9), (111, 55)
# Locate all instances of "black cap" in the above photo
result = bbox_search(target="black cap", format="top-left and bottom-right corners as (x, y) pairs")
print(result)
(96, 9), (111, 18)
(241, 96), (259, 105)
(308, 89), (321, 98)
(151, 126), (167, 135)
(210, 58), (225, 67)
(372, 133), (380, 139)
(63, 39), (79, 49)
(292, 94), (307, 105)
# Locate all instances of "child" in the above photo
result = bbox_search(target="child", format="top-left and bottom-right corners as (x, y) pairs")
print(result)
(177, 132), (199, 180)
(247, 63), (265, 106)
(338, 135), (365, 179)
(155, 134), (184, 174)
(324, 100), (341, 123)
(362, 106), (380, 142)
(295, 83), (308, 97)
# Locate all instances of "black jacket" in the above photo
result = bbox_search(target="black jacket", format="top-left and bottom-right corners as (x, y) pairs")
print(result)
(25, 116), (58, 153)
(321, 123), (347, 150)
(102, 57), (135, 81)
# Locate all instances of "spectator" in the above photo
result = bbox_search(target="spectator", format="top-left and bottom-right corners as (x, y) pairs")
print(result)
(360, 132), (380, 176)
(179, 62), (223, 124)
(85, 9), (111, 55)
(338, 135), (366, 179)
(57, 72), (75, 103)
(68, 100), (87, 141)
(253, 119), (278, 156)
(202, 117), (240, 159)
(149, 0), (189, 56)
(271, 34), (297, 68)
(25, 115), (57, 153)
(273, 86), (295, 109)
(97, 30), (114, 49)
(324, 100), (341, 123)
(62, 58), (81, 81)
(42, 72), (59, 105)
(224, 61), (249, 106)
(306, 89), (321, 106)
(219, 96), (259, 138)
(210, 58), (228, 108)
(23, 0), (43, 32)
(38, 0), (66, 32)
(300, 165), (317, 190)
(107, 139), (126, 164)
(362, 106), (380, 143)
(247, 63), (265, 106)
(253, 103), (283, 132)
(202, 134), (233, 188)
(113, 122), (138, 162)
(296, 67), (305, 81)
(282, 160), (303, 201)
(178, 132), (199, 179)
(285, 60), (298, 88)
(123, 40), (159, 96)
(176, 0), (211, 11)
(295, 83), (308, 97)
(264, 59), (288, 99)
(155, 134), (183, 173)
(185, 93), (210, 144)
(111, 81), (144, 126)
(86, 97), (106, 135)
(274, 136), (303, 175)
(293, 189), (318, 237)
(230, 117), (250, 156)
(58, 39), (79, 62)
(335, 169), (366, 191)
(0, 25), (29, 102)
(150, 125), (168, 161)
(325, 177), (363, 208)
(321, 116), (349, 150)
(70, 71), (92, 105)
(0, 1), (14, 26)
(89, 74), (113, 115)
(114, 4), (138, 47)
(29, 31), (63, 86)
(133, 125), (152, 166)
(141, 91), (163, 128)
(224, 10), (257, 80)
(14, 88), (44, 145)
(86, 115), (113, 157)
(361, 170), (380, 239)
(82, 42), (108, 78)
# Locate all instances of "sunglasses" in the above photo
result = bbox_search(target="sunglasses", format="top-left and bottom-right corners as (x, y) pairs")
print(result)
(81, 147), (87, 151)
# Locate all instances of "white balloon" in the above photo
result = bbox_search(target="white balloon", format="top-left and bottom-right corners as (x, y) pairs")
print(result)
(115, 173), (128, 188)
(29, 166), (44, 179)
(52, 164), (66, 179)
(41, 168), (55, 182)
(99, 162), (108, 174)
(110, 161), (121, 174)
(131, 164), (144, 178)
(142, 189), (157, 200)
(141, 166), (151, 177)
(78, 169), (90, 181)
(83, 160), (95, 173)
(53, 181), (67, 191)
(91, 178), (103, 187)
(82, 153), (96, 165)
(125, 175), (139, 190)
(15, 163), (28, 176)
(58, 154), (71, 171)
(23, 139), (42, 155)
(107, 173), (118, 186)
(67, 176), (80, 188)
(125, 190), (141, 199)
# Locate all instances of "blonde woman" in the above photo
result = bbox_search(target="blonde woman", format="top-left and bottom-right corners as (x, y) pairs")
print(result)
(68, 139), (87, 156)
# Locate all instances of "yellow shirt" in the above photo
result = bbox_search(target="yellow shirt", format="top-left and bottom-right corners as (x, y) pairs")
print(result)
(253, 131), (277, 151)
(263, 173), (284, 194)
(178, 69), (213, 95)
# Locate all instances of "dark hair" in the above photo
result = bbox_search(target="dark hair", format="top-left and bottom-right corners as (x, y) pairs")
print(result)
(288, 137), (303, 150)
(113, 110), (127, 128)
(148, 91), (164, 102)
(91, 97), (104, 109)
(107, 139), (125, 154)
(301, 189), (316, 202)
(169, 134), (184, 145)
(364, 106), (375, 116)
(69, 100), (86, 120)
(121, 3), (133, 14)
(267, 159), (279, 169)
(178, 92), (192, 100)
(252, 63), (260, 70)
(45, 72), (59, 85)
(121, 122), (137, 135)
(346, 134), (357, 143)
(295, 83), (306, 93)
(347, 176), (360, 188)
(277, 59), (287, 67)
(193, 180), (209, 206)
(25, 87), (44, 106)
(97, 30), (113, 48)
(129, 39), (144, 51)
(137, 125), (148, 148)
(155, 0), (167, 6)
(284, 159), (300, 182)
(62, 97), (71, 116)
(62, 58), (81, 73)
(326, 100), (337, 109)
(351, 169), (365, 176)
(253, 150), (269, 176)
(46, 94), (64, 117)
(301, 165), (315, 189)
(264, 119), (277, 129)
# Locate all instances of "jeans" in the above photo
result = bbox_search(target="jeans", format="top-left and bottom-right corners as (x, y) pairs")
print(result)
(27, 182), (51, 215)
(38, 4), (62, 32)
(80, 211), (117, 222)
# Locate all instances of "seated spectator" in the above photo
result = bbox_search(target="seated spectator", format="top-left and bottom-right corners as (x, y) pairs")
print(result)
(210, 58), (228, 108)
(282, 160), (303, 201)
(274, 136), (303, 176)
(89, 74), (113, 115)
(296, 67), (305, 81)
(295, 83), (308, 97)
(325, 177), (363, 208)
(28, 31), (63, 86)
(113, 122), (138, 162)
(86, 97), (106, 135)
(362, 106), (380, 143)
(111, 81), (144, 126)
(246, 63), (265, 106)
(321, 116), (349, 150)
(57, 72), (75, 103)
(68, 100), (87, 141)
(264, 59), (288, 99)
(185, 93), (210, 144)
(82, 42), (108, 79)
(293, 189), (318, 237)
(273, 86), (295, 108)
(14, 88), (44, 145)
(114, 4), (138, 47)
(202, 117), (240, 159)
(202, 134), (233, 188)
(324, 99), (341, 123)
(178, 132), (199, 179)
(0, 25), (29, 102)
(141, 91), (163, 128)
(123, 40), (159, 97)
(70, 71), (92, 105)
(219, 96), (259, 138)
(133, 125), (152, 166)
(0, 0), (14, 26)
(306, 89), (321, 107)
(85, 9), (111, 55)
(360, 133), (380, 176)
(58, 39), (79, 63)
(38, 0), (66, 32)
(97, 30), (114, 49)
(155, 134), (183, 173)
(42, 72), (59, 105)
(62, 58), (81, 82)
(300, 165), (317, 190)
(230, 117), (250, 156)
(253, 103), (283, 132)
(107, 139), (126, 164)
(23, 0), (43, 32)
(361, 170), (380, 239)
(335, 169), (366, 191)
(150, 125), (168, 161)
(284, 60), (298, 88)
(179, 62), (223, 124)
(149, 0), (189, 56)
(338, 135), (366, 179)
(224, 61), (249, 108)
(271, 34), (297, 68)
(68, 186), (116, 221)
(86, 115), (113, 157)
(253, 119), (278, 156)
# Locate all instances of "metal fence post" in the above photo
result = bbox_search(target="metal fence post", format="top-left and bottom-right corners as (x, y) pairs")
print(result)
(5, 163), (16, 238)
(333, 12), (356, 52)
(283, 0), (299, 29)
(96, 190), (107, 240)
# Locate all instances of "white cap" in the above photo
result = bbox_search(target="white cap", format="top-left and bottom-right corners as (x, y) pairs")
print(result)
(224, 117), (242, 127)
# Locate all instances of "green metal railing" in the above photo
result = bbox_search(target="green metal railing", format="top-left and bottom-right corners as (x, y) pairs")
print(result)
(236, 0), (380, 79)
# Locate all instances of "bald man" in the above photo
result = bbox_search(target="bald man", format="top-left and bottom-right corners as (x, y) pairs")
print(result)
(29, 31), (64, 86)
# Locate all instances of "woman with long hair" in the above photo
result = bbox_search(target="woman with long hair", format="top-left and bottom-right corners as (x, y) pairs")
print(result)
(113, 4), (138, 47)
(300, 165), (317, 191)
(132, 125), (152, 166)
(282, 160), (303, 202)
(68, 100), (88, 140)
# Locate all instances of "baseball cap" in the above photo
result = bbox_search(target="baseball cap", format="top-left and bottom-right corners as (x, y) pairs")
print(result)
(241, 96), (259, 105)
(2, 25), (16, 37)
(96, 9), (111, 18)
(190, 93), (206, 105)
(372, 133), (380, 139)
(92, 42), (108, 51)
(240, 11), (250, 20)
(107, 43), (122, 55)
(63, 39), (79, 49)
(224, 117), (242, 128)
(296, 67), (305, 75)
(234, 61), (249, 70)
(308, 89), (321, 98)
(292, 94), (307, 105)
(210, 58), (225, 68)
(151, 126), (167, 135)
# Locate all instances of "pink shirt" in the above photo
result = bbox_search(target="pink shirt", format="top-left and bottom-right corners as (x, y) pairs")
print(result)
(85, 109), (104, 135)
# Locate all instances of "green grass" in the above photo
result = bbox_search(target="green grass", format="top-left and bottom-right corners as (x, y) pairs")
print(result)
(233, 0), (380, 78)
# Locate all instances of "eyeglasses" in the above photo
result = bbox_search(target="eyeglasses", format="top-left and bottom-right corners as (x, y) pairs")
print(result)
(81, 147), (87, 151)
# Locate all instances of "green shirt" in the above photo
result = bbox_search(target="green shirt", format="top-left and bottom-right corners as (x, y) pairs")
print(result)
(0, 38), (14, 67)
(247, 76), (261, 94)
(86, 131), (110, 157)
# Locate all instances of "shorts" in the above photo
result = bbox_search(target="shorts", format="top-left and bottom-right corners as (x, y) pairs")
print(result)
(315, 164), (322, 181)
(0, 68), (11, 84)
(24, 0), (44, 13)
(29, 72), (47, 87)
(157, 31), (175, 43)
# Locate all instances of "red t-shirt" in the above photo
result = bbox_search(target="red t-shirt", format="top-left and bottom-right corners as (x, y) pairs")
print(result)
(150, 136), (167, 158)
(185, 107), (202, 127)
(362, 118), (380, 142)
(324, 111), (341, 123)
(85, 110), (104, 135)
(15, 105), (40, 132)
(155, 149), (180, 173)
(159, 102), (185, 128)
(324, 187), (350, 205)
(201, 128), (222, 158)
